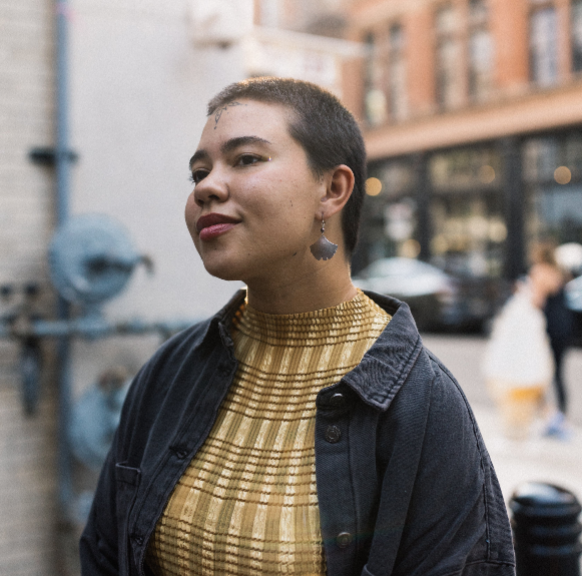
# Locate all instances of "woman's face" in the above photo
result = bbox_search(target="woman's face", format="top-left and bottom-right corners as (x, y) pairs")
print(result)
(185, 99), (328, 285)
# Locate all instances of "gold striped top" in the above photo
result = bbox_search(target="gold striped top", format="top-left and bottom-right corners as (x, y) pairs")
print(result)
(147, 290), (391, 576)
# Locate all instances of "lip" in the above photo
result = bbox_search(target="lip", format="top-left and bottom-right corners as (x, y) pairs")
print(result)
(196, 213), (240, 241)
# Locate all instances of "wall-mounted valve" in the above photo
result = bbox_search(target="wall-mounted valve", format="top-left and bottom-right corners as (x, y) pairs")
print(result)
(48, 213), (151, 308)
(0, 214), (195, 417)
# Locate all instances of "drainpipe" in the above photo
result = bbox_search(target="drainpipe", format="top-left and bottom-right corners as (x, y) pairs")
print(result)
(55, 0), (73, 519)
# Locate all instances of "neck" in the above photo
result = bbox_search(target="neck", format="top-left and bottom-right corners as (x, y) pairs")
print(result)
(245, 253), (357, 314)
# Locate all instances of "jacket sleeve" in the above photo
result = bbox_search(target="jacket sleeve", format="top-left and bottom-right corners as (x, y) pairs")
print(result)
(365, 358), (516, 576)
(79, 360), (150, 576)
(79, 446), (122, 575)
(394, 364), (515, 576)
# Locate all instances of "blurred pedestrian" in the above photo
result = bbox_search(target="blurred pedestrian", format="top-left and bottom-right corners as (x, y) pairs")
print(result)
(80, 78), (515, 575)
(529, 242), (574, 439)
(482, 277), (553, 440)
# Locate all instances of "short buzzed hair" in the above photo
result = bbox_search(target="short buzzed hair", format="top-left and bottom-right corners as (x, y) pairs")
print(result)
(207, 77), (366, 256)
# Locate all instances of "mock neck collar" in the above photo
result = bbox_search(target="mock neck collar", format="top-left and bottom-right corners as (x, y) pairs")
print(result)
(207, 289), (423, 412)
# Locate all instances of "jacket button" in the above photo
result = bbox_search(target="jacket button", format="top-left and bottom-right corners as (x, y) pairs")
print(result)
(132, 534), (144, 546)
(336, 532), (352, 548)
(329, 392), (346, 408)
(324, 425), (341, 443)
(173, 448), (188, 459)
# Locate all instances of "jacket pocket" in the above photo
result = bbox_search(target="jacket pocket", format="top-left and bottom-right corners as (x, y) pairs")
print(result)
(115, 463), (141, 576)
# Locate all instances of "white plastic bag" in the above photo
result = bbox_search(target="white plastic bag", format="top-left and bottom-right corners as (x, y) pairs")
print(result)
(482, 284), (554, 438)
(483, 284), (554, 388)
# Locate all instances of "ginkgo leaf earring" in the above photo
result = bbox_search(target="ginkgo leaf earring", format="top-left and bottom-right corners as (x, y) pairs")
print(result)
(310, 218), (338, 261)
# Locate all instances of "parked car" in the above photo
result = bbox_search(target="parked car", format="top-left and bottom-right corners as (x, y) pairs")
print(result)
(353, 257), (461, 331)
(353, 257), (505, 332)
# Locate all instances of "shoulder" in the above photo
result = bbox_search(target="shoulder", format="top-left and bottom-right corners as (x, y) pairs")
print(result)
(380, 343), (480, 446)
(114, 318), (214, 432)
(124, 290), (245, 401)
(133, 318), (214, 390)
(393, 349), (516, 572)
(424, 348), (477, 419)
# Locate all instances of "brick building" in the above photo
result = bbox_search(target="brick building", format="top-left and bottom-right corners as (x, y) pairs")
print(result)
(343, 0), (582, 291)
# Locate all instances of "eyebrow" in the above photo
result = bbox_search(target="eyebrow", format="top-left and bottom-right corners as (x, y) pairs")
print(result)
(189, 135), (272, 169)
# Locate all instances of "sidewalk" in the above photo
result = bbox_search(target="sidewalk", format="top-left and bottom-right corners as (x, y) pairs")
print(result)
(472, 404), (582, 503)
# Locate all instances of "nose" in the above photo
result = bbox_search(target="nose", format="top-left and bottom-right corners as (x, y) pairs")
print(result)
(193, 169), (229, 207)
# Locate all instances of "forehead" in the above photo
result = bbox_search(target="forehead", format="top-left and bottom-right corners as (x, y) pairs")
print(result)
(200, 99), (293, 144)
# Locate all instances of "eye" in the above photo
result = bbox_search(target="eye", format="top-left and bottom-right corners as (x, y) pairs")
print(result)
(235, 154), (263, 167)
(190, 169), (208, 184)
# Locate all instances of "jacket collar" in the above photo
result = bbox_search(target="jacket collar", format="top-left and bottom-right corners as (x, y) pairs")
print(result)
(342, 291), (423, 411)
(204, 289), (423, 412)
(198, 289), (246, 351)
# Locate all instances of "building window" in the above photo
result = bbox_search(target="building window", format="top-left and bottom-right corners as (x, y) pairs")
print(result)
(573, 0), (582, 72)
(529, 4), (558, 86)
(388, 24), (408, 121)
(363, 32), (388, 126)
(435, 4), (462, 110)
(388, 23), (407, 121)
(468, 0), (493, 101)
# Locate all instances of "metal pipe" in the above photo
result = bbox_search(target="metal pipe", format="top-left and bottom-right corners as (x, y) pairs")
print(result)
(4, 317), (197, 340)
(55, 0), (73, 519)
(55, 0), (70, 226)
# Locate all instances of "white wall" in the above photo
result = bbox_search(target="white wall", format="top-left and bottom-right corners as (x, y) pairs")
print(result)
(68, 0), (246, 388)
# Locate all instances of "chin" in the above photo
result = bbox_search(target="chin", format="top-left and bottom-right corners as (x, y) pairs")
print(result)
(200, 255), (246, 282)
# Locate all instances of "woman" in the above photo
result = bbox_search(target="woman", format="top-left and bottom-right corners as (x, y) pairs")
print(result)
(80, 78), (515, 576)
(529, 242), (574, 438)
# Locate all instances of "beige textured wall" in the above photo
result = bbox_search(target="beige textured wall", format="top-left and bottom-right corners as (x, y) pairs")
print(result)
(0, 1), (59, 574)
(0, 0), (55, 284)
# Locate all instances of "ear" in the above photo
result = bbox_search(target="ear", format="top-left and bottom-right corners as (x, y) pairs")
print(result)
(319, 164), (355, 218)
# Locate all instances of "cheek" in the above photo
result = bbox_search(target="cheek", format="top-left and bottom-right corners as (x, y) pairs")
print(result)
(184, 193), (200, 239)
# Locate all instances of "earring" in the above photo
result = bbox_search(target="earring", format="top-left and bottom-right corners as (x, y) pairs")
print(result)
(310, 218), (338, 261)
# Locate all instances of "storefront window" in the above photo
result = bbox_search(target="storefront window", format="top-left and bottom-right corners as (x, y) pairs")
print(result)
(524, 134), (582, 249)
(429, 147), (505, 278)
(435, 5), (463, 110)
(527, 186), (582, 244)
(523, 135), (582, 182)
(430, 147), (501, 191)
(430, 195), (506, 278)
(530, 6), (558, 86)
(572, 0), (582, 72)
(359, 160), (419, 265)
(388, 23), (407, 121)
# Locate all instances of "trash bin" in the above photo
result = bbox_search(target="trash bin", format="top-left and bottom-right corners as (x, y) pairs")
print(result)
(510, 482), (582, 576)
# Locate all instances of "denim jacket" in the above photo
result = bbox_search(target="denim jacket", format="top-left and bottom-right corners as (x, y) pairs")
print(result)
(80, 290), (516, 576)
